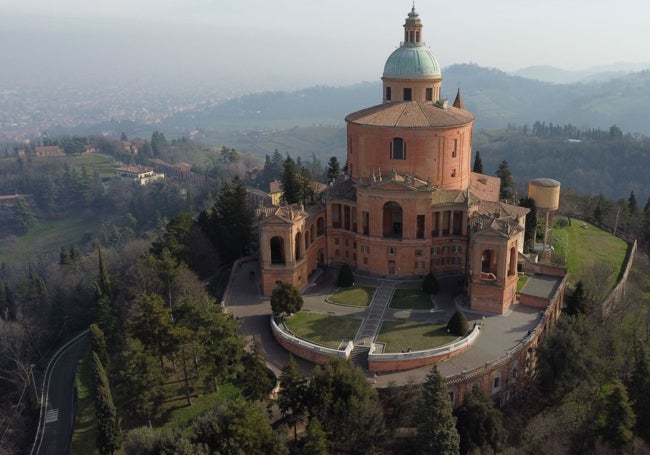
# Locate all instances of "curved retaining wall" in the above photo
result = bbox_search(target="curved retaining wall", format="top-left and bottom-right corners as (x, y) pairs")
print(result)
(271, 316), (353, 365)
(368, 324), (481, 373)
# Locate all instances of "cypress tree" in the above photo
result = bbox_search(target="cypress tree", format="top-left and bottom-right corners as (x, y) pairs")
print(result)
(495, 160), (514, 201)
(472, 150), (484, 173)
(91, 352), (121, 455)
(90, 323), (109, 368)
(281, 155), (301, 204)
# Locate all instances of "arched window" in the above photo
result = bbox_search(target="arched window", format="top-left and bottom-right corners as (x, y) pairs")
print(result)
(390, 137), (405, 160)
(295, 232), (302, 260)
(383, 201), (403, 238)
(310, 224), (315, 243)
(270, 236), (285, 265)
(508, 246), (517, 276)
(305, 230), (311, 250)
(316, 217), (325, 236)
(481, 249), (497, 276)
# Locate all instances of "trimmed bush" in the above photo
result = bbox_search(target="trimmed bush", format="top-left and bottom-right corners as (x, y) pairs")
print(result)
(337, 264), (354, 287)
(422, 272), (439, 295)
(446, 311), (469, 337)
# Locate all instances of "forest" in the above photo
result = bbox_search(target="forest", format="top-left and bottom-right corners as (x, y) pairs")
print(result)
(1, 128), (650, 454)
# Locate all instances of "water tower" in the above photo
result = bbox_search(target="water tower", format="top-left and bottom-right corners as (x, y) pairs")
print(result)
(528, 178), (561, 252)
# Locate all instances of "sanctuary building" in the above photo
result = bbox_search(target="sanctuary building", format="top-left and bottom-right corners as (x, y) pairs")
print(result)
(258, 7), (528, 315)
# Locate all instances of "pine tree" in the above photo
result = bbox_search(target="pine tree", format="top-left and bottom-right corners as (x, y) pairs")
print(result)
(278, 355), (308, 442)
(472, 150), (484, 173)
(416, 365), (460, 455)
(213, 176), (252, 263)
(455, 386), (507, 454)
(326, 156), (341, 182)
(309, 359), (385, 453)
(599, 381), (635, 448)
(302, 418), (329, 455)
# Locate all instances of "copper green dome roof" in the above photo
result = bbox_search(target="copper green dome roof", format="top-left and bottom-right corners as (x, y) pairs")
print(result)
(383, 44), (441, 79)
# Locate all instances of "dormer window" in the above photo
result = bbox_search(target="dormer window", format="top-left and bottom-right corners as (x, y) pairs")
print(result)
(390, 137), (405, 160)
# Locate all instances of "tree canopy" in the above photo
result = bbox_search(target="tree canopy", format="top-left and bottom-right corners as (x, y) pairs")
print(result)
(416, 365), (460, 455)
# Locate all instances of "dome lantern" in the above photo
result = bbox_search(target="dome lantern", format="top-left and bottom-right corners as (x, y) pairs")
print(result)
(382, 8), (443, 103)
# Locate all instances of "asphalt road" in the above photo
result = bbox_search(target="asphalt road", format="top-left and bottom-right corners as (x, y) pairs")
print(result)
(32, 332), (88, 455)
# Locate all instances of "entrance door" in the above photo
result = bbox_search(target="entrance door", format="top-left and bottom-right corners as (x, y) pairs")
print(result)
(388, 260), (395, 275)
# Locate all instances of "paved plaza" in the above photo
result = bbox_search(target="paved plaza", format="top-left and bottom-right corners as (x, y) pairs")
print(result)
(226, 259), (547, 387)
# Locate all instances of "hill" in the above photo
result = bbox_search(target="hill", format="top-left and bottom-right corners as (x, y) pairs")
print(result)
(162, 64), (650, 137)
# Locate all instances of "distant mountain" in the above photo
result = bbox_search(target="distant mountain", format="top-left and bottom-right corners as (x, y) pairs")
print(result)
(164, 64), (650, 137)
(511, 63), (650, 84)
(442, 64), (650, 135)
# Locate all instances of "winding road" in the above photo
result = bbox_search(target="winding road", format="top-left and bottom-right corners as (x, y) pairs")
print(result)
(30, 330), (88, 455)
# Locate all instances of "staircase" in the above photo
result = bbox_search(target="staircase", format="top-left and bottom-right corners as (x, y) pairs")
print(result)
(349, 345), (371, 372)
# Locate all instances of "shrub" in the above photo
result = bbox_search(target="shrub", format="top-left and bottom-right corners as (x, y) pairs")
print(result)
(337, 264), (354, 287)
(555, 216), (570, 228)
(422, 272), (439, 295)
(447, 311), (469, 337)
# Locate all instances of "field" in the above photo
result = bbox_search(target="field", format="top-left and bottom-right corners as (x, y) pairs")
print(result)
(0, 216), (101, 267)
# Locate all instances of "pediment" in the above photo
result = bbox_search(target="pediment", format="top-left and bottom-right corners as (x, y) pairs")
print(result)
(373, 179), (418, 191)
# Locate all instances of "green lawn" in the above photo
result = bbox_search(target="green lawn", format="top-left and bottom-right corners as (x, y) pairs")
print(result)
(556, 220), (628, 286)
(389, 288), (434, 310)
(328, 286), (376, 306)
(284, 312), (362, 348)
(517, 274), (529, 292)
(376, 321), (459, 352)
(70, 348), (97, 455)
(152, 383), (240, 430)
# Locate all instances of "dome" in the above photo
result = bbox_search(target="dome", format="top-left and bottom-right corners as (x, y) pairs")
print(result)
(383, 44), (441, 79)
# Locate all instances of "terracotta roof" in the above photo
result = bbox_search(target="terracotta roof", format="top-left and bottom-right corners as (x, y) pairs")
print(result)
(345, 101), (474, 128)
(473, 200), (529, 219)
(322, 177), (356, 201)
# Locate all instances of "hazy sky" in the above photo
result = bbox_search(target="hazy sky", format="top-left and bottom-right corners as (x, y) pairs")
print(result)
(2, 0), (649, 92)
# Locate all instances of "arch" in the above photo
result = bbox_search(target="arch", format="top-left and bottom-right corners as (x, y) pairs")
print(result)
(508, 246), (517, 276)
(270, 236), (285, 265)
(305, 230), (311, 250)
(316, 217), (325, 236)
(390, 137), (405, 160)
(310, 224), (315, 242)
(295, 232), (302, 260)
(481, 249), (497, 275)
(318, 248), (325, 267)
(383, 201), (403, 238)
